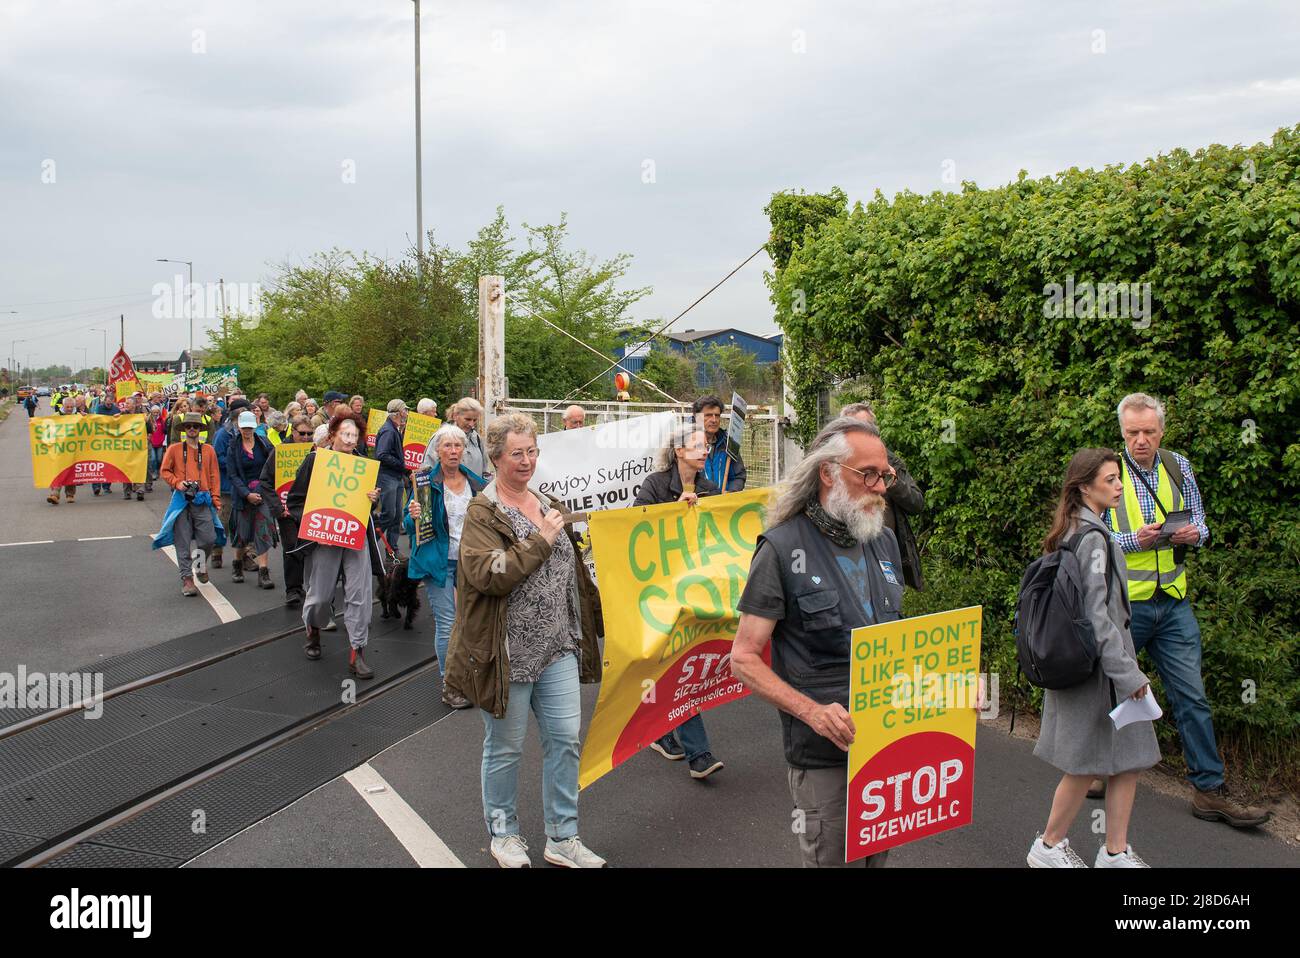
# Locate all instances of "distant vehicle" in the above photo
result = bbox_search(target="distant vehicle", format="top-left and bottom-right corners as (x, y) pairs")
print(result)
(37, 386), (50, 396)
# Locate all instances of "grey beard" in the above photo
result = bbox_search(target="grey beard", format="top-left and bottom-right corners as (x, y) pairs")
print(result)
(826, 475), (885, 543)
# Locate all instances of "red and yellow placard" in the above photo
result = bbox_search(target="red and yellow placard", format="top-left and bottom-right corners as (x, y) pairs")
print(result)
(273, 442), (314, 506)
(365, 408), (386, 450)
(401, 412), (441, 470)
(845, 606), (981, 862)
(297, 449), (379, 550)
(578, 488), (769, 789)
(29, 414), (148, 487)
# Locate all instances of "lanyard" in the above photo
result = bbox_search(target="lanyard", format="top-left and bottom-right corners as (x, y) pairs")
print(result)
(182, 441), (203, 475)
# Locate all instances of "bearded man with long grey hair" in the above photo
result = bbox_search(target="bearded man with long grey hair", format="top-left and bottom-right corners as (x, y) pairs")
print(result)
(731, 416), (906, 868)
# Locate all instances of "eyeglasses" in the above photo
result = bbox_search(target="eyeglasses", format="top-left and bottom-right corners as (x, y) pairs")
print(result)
(294, 430), (314, 439)
(835, 462), (897, 489)
(506, 447), (541, 463)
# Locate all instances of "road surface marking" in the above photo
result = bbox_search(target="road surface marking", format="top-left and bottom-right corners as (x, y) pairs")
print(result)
(153, 536), (242, 624)
(344, 763), (465, 868)
(0, 540), (55, 547)
(78, 535), (135, 541)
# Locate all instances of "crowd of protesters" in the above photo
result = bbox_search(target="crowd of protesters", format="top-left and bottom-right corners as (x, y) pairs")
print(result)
(26, 383), (1267, 869)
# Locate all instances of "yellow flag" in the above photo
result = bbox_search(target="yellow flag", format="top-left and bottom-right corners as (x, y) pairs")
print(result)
(578, 488), (768, 789)
(29, 414), (148, 487)
(297, 449), (379, 550)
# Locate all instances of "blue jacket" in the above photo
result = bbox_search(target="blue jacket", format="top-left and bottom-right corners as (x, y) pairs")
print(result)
(702, 434), (746, 492)
(375, 418), (407, 479)
(212, 422), (237, 494)
(402, 463), (486, 586)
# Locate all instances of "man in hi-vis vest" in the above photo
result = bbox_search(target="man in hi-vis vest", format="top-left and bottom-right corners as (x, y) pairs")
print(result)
(1103, 393), (1268, 829)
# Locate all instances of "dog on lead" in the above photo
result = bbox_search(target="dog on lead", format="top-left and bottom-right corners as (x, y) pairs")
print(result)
(375, 533), (420, 629)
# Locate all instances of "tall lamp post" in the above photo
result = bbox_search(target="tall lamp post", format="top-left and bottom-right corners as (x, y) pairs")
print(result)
(75, 347), (88, 383)
(90, 328), (109, 387)
(10, 336), (24, 388)
(156, 258), (194, 363)
(26, 353), (38, 388)
(411, 0), (424, 283)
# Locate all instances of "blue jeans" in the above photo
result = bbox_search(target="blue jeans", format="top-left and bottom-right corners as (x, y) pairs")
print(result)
(376, 472), (404, 551)
(663, 713), (712, 762)
(422, 559), (457, 677)
(148, 445), (165, 482)
(481, 653), (581, 841)
(1130, 593), (1223, 791)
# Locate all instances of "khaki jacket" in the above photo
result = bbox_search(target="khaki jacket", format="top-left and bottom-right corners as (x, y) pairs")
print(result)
(443, 480), (603, 717)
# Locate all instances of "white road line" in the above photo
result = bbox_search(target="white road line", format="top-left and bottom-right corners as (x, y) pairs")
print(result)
(0, 540), (55, 547)
(154, 537), (242, 624)
(78, 535), (135, 541)
(344, 763), (465, 868)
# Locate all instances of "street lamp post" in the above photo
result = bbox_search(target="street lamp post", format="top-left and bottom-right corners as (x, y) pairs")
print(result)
(10, 337), (24, 387)
(76, 347), (88, 382)
(156, 258), (195, 363)
(26, 353), (37, 388)
(412, 0), (423, 283)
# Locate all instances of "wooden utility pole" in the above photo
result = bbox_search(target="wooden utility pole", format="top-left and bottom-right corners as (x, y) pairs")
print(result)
(119, 314), (124, 349)
(478, 275), (506, 427)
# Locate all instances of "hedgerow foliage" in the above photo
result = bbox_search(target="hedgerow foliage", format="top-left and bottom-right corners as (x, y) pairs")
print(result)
(766, 127), (1300, 787)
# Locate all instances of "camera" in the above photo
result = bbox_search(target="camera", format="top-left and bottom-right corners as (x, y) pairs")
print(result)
(182, 480), (200, 501)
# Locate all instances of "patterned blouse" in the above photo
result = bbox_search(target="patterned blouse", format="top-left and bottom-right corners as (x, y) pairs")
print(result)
(500, 501), (583, 683)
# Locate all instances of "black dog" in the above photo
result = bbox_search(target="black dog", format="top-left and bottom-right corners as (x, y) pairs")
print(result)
(377, 553), (420, 629)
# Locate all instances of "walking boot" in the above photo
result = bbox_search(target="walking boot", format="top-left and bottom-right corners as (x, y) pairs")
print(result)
(136, 489), (144, 501)
(257, 566), (274, 590)
(1192, 785), (1271, 828)
(211, 548), (223, 569)
(47, 493), (59, 506)
(303, 626), (321, 660)
(231, 558), (245, 583)
(349, 647), (374, 680)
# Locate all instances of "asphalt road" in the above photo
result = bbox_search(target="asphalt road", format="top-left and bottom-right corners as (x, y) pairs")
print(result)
(3, 399), (1296, 868)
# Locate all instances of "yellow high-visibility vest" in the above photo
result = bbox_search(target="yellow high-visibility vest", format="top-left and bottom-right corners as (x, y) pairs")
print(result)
(1108, 457), (1187, 601)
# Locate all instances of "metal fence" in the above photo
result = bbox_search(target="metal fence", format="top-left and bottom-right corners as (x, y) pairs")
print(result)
(500, 398), (784, 487)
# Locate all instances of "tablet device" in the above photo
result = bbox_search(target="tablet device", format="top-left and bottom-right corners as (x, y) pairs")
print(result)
(1155, 509), (1192, 545)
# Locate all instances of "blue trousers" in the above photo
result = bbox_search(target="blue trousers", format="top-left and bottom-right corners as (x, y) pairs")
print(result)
(421, 559), (457, 677)
(480, 654), (581, 841)
(663, 713), (712, 763)
(1130, 593), (1223, 791)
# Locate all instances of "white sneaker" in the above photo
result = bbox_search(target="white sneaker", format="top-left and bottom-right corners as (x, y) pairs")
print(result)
(1095, 844), (1149, 868)
(1026, 835), (1088, 868)
(323, 617), (338, 632)
(544, 836), (606, 869)
(490, 834), (531, 869)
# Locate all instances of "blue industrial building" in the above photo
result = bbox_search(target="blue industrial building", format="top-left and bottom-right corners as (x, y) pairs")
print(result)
(617, 328), (783, 385)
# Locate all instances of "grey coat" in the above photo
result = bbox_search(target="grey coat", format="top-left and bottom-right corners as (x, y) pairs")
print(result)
(1033, 507), (1161, 776)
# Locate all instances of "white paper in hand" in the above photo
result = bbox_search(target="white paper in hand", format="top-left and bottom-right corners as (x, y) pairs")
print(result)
(1109, 692), (1163, 730)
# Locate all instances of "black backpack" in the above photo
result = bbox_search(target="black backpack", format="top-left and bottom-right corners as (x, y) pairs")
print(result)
(1013, 529), (1118, 690)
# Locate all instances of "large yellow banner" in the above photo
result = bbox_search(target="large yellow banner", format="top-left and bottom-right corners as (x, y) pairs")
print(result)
(29, 414), (148, 487)
(845, 606), (982, 862)
(402, 412), (441, 470)
(579, 488), (768, 789)
(273, 442), (314, 506)
(297, 449), (379, 550)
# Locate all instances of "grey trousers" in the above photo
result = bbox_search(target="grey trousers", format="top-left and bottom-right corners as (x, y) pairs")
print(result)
(172, 504), (216, 582)
(302, 545), (372, 650)
(788, 765), (891, 869)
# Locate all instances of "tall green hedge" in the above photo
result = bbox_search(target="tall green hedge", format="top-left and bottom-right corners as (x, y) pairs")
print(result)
(767, 126), (1300, 790)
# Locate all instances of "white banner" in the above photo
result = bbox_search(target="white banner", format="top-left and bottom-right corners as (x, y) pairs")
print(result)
(533, 411), (676, 520)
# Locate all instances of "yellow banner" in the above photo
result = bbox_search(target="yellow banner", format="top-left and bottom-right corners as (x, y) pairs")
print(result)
(29, 414), (148, 487)
(297, 449), (379, 550)
(402, 412), (441, 470)
(273, 442), (314, 506)
(114, 379), (142, 400)
(845, 606), (982, 862)
(365, 408), (386, 450)
(578, 488), (768, 789)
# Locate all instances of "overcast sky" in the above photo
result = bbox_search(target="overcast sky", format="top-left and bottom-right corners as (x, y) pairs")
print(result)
(2, 0), (1298, 375)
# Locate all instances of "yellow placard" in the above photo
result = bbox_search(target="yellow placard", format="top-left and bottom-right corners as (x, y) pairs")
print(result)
(578, 488), (768, 789)
(365, 408), (387, 450)
(845, 606), (982, 862)
(401, 412), (441, 470)
(29, 414), (148, 487)
(114, 379), (142, 401)
(297, 449), (379, 550)
(273, 442), (314, 505)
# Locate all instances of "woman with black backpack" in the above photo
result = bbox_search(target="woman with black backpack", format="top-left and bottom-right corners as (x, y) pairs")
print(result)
(1026, 448), (1159, 868)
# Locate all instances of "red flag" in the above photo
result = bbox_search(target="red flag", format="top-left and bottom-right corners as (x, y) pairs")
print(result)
(108, 348), (136, 390)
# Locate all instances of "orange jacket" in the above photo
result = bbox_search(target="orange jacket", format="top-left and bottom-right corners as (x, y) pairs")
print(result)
(160, 441), (222, 511)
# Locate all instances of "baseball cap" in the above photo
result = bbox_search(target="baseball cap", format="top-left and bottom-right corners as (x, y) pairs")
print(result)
(323, 390), (348, 404)
(238, 411), (258, 428)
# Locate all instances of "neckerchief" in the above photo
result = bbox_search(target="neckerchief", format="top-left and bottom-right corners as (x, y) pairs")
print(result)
(805, 498), (857, 549)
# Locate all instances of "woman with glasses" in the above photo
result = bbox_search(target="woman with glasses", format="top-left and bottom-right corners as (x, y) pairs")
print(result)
(635, 421), (727, 779)
(261, 414), (323, 607)
(404, 423), (487, 708)
(443, 413), (606, 869)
